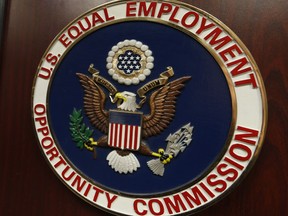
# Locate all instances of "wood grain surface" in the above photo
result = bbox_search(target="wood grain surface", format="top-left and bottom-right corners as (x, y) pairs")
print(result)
(0, 0), (287, 215)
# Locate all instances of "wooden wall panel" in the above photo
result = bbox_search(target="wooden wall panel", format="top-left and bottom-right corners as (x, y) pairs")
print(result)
(0, 0), (287, 215)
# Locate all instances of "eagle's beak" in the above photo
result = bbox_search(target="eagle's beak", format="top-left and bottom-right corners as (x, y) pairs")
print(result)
(111, 92), (127, 104)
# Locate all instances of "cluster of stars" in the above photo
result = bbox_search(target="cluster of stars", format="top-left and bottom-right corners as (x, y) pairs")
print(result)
(106, 39), (154, 85)
(117, 50), (141, 74)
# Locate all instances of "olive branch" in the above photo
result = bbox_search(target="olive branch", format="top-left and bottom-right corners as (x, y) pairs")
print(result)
(69, 108), (94, 149)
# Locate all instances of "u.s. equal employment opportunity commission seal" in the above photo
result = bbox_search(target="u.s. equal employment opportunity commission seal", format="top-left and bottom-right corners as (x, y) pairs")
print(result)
(32, 1), (267, 215)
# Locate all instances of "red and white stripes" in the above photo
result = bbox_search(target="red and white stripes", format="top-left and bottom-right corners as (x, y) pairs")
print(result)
(108, 123), (141, 151)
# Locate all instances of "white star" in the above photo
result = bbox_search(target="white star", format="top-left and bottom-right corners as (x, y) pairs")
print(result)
(130, 56), (134, 60)
(118, 65), (122, 69)
(127, 60), (131, 64)
(136, 56), (140, 60)
(135, 65), (140, 69)
(121, 60), (126, 64)
(124, 65), (128, 69)
(119, 56), (123, 60)
(124, 56), (128, 60)
(127, 69), (131, 73)
(130, 65), (134, 69)
(128, 52), (132, 55)
(133, 61), (137, 64)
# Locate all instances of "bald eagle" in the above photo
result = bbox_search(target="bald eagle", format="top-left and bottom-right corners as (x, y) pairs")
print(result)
(76, 72), (191, 174)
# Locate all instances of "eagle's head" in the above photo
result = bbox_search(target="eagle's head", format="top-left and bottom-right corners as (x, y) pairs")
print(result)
(113, 91), (138, 112)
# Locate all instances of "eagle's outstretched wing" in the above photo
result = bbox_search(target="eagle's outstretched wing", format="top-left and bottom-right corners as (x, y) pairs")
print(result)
(76, 73), (109, 134)
(142, 76), (191, 138)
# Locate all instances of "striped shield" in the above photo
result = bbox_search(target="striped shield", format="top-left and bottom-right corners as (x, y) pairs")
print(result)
(108, 110), (142, 151)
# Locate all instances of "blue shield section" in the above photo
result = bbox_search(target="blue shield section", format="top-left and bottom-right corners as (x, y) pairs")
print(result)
(109, 110), (142, 126)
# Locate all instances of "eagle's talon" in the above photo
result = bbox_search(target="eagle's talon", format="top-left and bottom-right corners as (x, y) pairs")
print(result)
(160, 154), (173, 164)
(158, 148), (165, 155)
(84, 138), (98, 151)
(89, 137), (98, 146)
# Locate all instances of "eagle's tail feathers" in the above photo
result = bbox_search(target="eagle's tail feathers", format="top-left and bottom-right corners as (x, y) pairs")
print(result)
(107, 150), (140, 174)
(147, 159), (165, 176)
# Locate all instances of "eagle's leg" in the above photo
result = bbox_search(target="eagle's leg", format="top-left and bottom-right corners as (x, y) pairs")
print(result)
(138, 142), (155, 156)
(95, 135), (108, 147)
(84, 135), (108, 149)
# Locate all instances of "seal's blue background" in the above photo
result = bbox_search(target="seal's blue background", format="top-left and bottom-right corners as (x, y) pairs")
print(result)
(49, 21), (232, 196)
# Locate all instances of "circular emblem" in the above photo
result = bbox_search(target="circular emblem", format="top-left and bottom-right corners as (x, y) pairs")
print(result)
(107, 39), (154, 85)
(32, 1), (267, 215)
